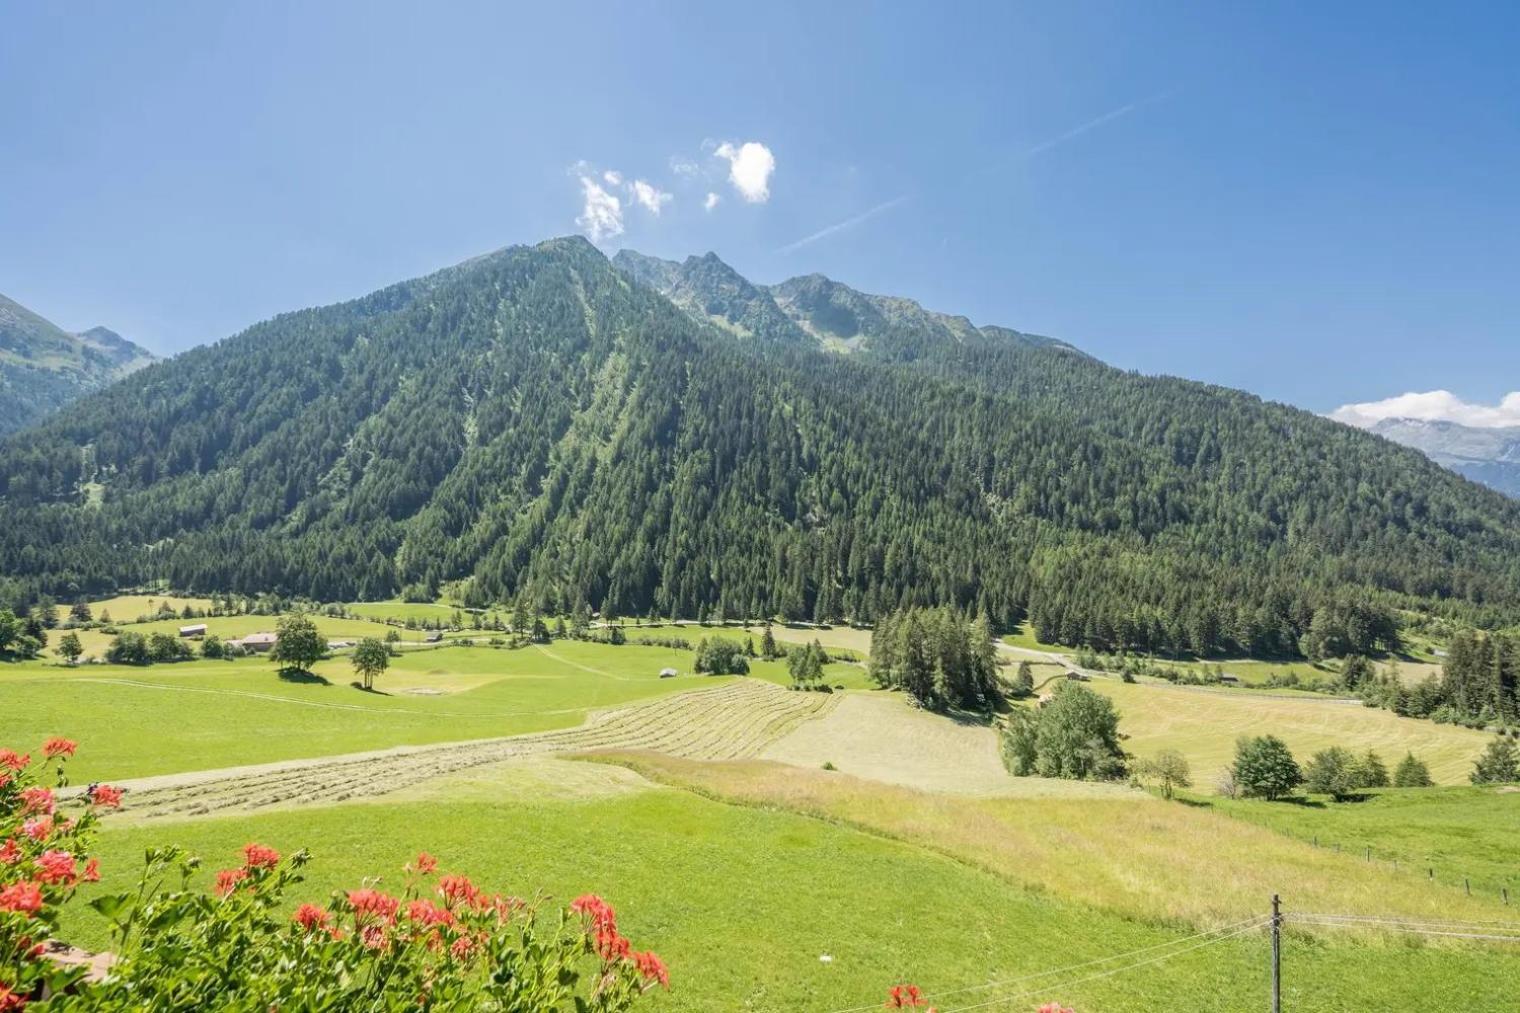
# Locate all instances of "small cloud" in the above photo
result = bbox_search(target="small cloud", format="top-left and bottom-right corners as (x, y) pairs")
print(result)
(714, 141), (776, 203)
(603, 169), (623, 186)
(629, 179), (673, 215)
(575, 174), (623, 243)
(1331, 391), (1520, 429)
(669, 156), (700, 178)
(704, 191), (720, 211)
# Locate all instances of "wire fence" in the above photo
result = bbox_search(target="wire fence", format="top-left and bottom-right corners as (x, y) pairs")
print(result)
(1296, 832), (1515, 906)
(828, 901), (1520, 1012)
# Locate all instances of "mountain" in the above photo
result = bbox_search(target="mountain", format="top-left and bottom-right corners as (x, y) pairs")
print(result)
(0, 293), (155, 435)
(1363, 417), (1520, 498)
(3, 237), (1520, 655)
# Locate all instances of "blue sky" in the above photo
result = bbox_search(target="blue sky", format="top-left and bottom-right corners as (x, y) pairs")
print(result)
(3, 1), (1517, 415)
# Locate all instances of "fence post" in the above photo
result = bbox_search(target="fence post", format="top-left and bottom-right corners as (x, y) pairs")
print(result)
(1271, 894), (1281, 1013)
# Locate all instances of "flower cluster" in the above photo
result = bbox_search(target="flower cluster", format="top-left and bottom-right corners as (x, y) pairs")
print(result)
(0, 738), (120, 1007)
(885, 983), (935, 1009)
(2, 740), (667, 1011)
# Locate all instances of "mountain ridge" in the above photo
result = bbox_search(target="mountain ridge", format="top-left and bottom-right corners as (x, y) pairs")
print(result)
(0, 292), (155, 436)
(1366, 416), (1520, 497)
(3, 236), (1519, 654)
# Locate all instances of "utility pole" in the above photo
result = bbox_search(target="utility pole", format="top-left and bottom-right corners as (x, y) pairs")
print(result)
(1270, 894), (1282, 1013)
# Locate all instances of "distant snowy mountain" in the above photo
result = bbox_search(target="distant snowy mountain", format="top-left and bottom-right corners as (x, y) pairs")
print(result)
(1365, 417), (1520, 497)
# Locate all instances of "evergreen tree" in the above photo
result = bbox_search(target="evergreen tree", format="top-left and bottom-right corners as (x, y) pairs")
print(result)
(1392, 752), (1434, 787)
(1471, 737), (1519, 784)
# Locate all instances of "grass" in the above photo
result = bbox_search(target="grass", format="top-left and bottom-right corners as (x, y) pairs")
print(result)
(599, 754), (1514, 930)
(1201, 786), (1520, 899)
(343, 600), (478, 624)
(1094, 680), (1490, 784)
(60, 769), (1520, 1012)
(0, 642), (781, 781)
(80, 593), (217, 623)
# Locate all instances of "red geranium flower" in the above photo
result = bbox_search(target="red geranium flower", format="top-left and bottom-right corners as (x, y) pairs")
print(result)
(34, 850), (77, 885)
(214, 868), (249, 896)
(293, 903), (330, 932)
(0, 982), (28, 1012)
(90, 784), (124, 807)
(633, 950), (670, 988)
(0, 881), (44, 916)
(449, 935), (476, 961)
(83, 858), (100, 882)
(21, 817), (53, 842)
(886, 984), (929, 1008)
(405, 898), (455, 927)
(0, 749), (29, 771)
(410, 852), (437, 874)
(0, 840), (20, 865)
(438, 875), (481, 909)
(571, 893), (617, 931)
(347, 889), (400, 924)
(242, 843), (280, 869)
(19, 787), (53, 816)
(42, 738), (77, 759)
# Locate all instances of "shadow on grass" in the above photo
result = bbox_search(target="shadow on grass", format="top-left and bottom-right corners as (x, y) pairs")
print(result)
(1173, 796), (1213, 809)
(277, 667), (330, 685)
(348, 681), (391, 695)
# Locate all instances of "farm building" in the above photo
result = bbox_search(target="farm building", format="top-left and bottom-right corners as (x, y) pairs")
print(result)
(178, 624), (207, 638)
(228, 632), (277, 653)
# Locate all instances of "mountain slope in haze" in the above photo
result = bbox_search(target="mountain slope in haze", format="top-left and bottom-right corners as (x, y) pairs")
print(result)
(3, 237), (1520, 657)
(1364, 417), (1520, 498)
(0, 293), (155, 435)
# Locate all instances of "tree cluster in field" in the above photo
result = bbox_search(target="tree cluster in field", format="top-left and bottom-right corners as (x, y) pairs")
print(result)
(1000, 682), (1127, 781)
(693, 636), (749, 675)
(1217, 732), (1513, 800)
(4, 239), (1520, 656)
(786, 639), (828, 690)
(868, 607), (999, 710)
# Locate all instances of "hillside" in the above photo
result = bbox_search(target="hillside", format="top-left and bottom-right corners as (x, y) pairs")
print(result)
(0, 292), (155, 435)
(3, 237), (1520, 654)
(1365, 417), (1520, 497)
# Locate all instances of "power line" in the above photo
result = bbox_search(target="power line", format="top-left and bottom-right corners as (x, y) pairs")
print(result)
(1291, 912), (1520, 931)
(824, 915), (1268, 1013)
(1291, 919), (1520, 944)
(934, 921), (1268, 1013)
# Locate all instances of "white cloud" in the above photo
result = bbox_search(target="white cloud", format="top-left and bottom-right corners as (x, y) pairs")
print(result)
(603, 169), (623, 186)
(575, 175), (623, 243)
(629, 179), (673, 215)
(669, 156), (700, 178)
(1331, 391), (1520, 429)
(703, 191), (720, 211)
(714, 141), (775, 202)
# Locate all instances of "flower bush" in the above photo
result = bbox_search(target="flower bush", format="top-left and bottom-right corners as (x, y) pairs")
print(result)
(0, 741), (668, 1011)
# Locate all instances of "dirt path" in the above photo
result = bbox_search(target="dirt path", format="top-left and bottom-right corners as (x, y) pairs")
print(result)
(101, 680), (836, 821)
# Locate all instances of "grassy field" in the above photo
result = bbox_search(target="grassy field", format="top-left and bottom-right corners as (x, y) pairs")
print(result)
(52, 612), (479, 661)
(0, 641), (812, 781)
(79, 593), (217, 623)
(343, 600), (481, 625)
(1202, 786), (1520, 900)
(57, 766), (1519, 1012)
(1094, 680), (1490, 784)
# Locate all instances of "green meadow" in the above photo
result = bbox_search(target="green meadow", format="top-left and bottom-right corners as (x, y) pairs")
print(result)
(62, 767), (1520, 1012)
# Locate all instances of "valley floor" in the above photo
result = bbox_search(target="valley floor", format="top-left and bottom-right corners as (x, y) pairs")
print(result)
(6, 622), (1516, 1010)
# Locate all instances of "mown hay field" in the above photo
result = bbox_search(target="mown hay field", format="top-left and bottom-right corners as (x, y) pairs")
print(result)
(1095, 680), (1490, 784)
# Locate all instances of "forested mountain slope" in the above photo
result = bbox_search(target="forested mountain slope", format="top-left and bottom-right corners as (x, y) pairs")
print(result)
(3, 237), (1520, 654)
(0, 293), (155, 436)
